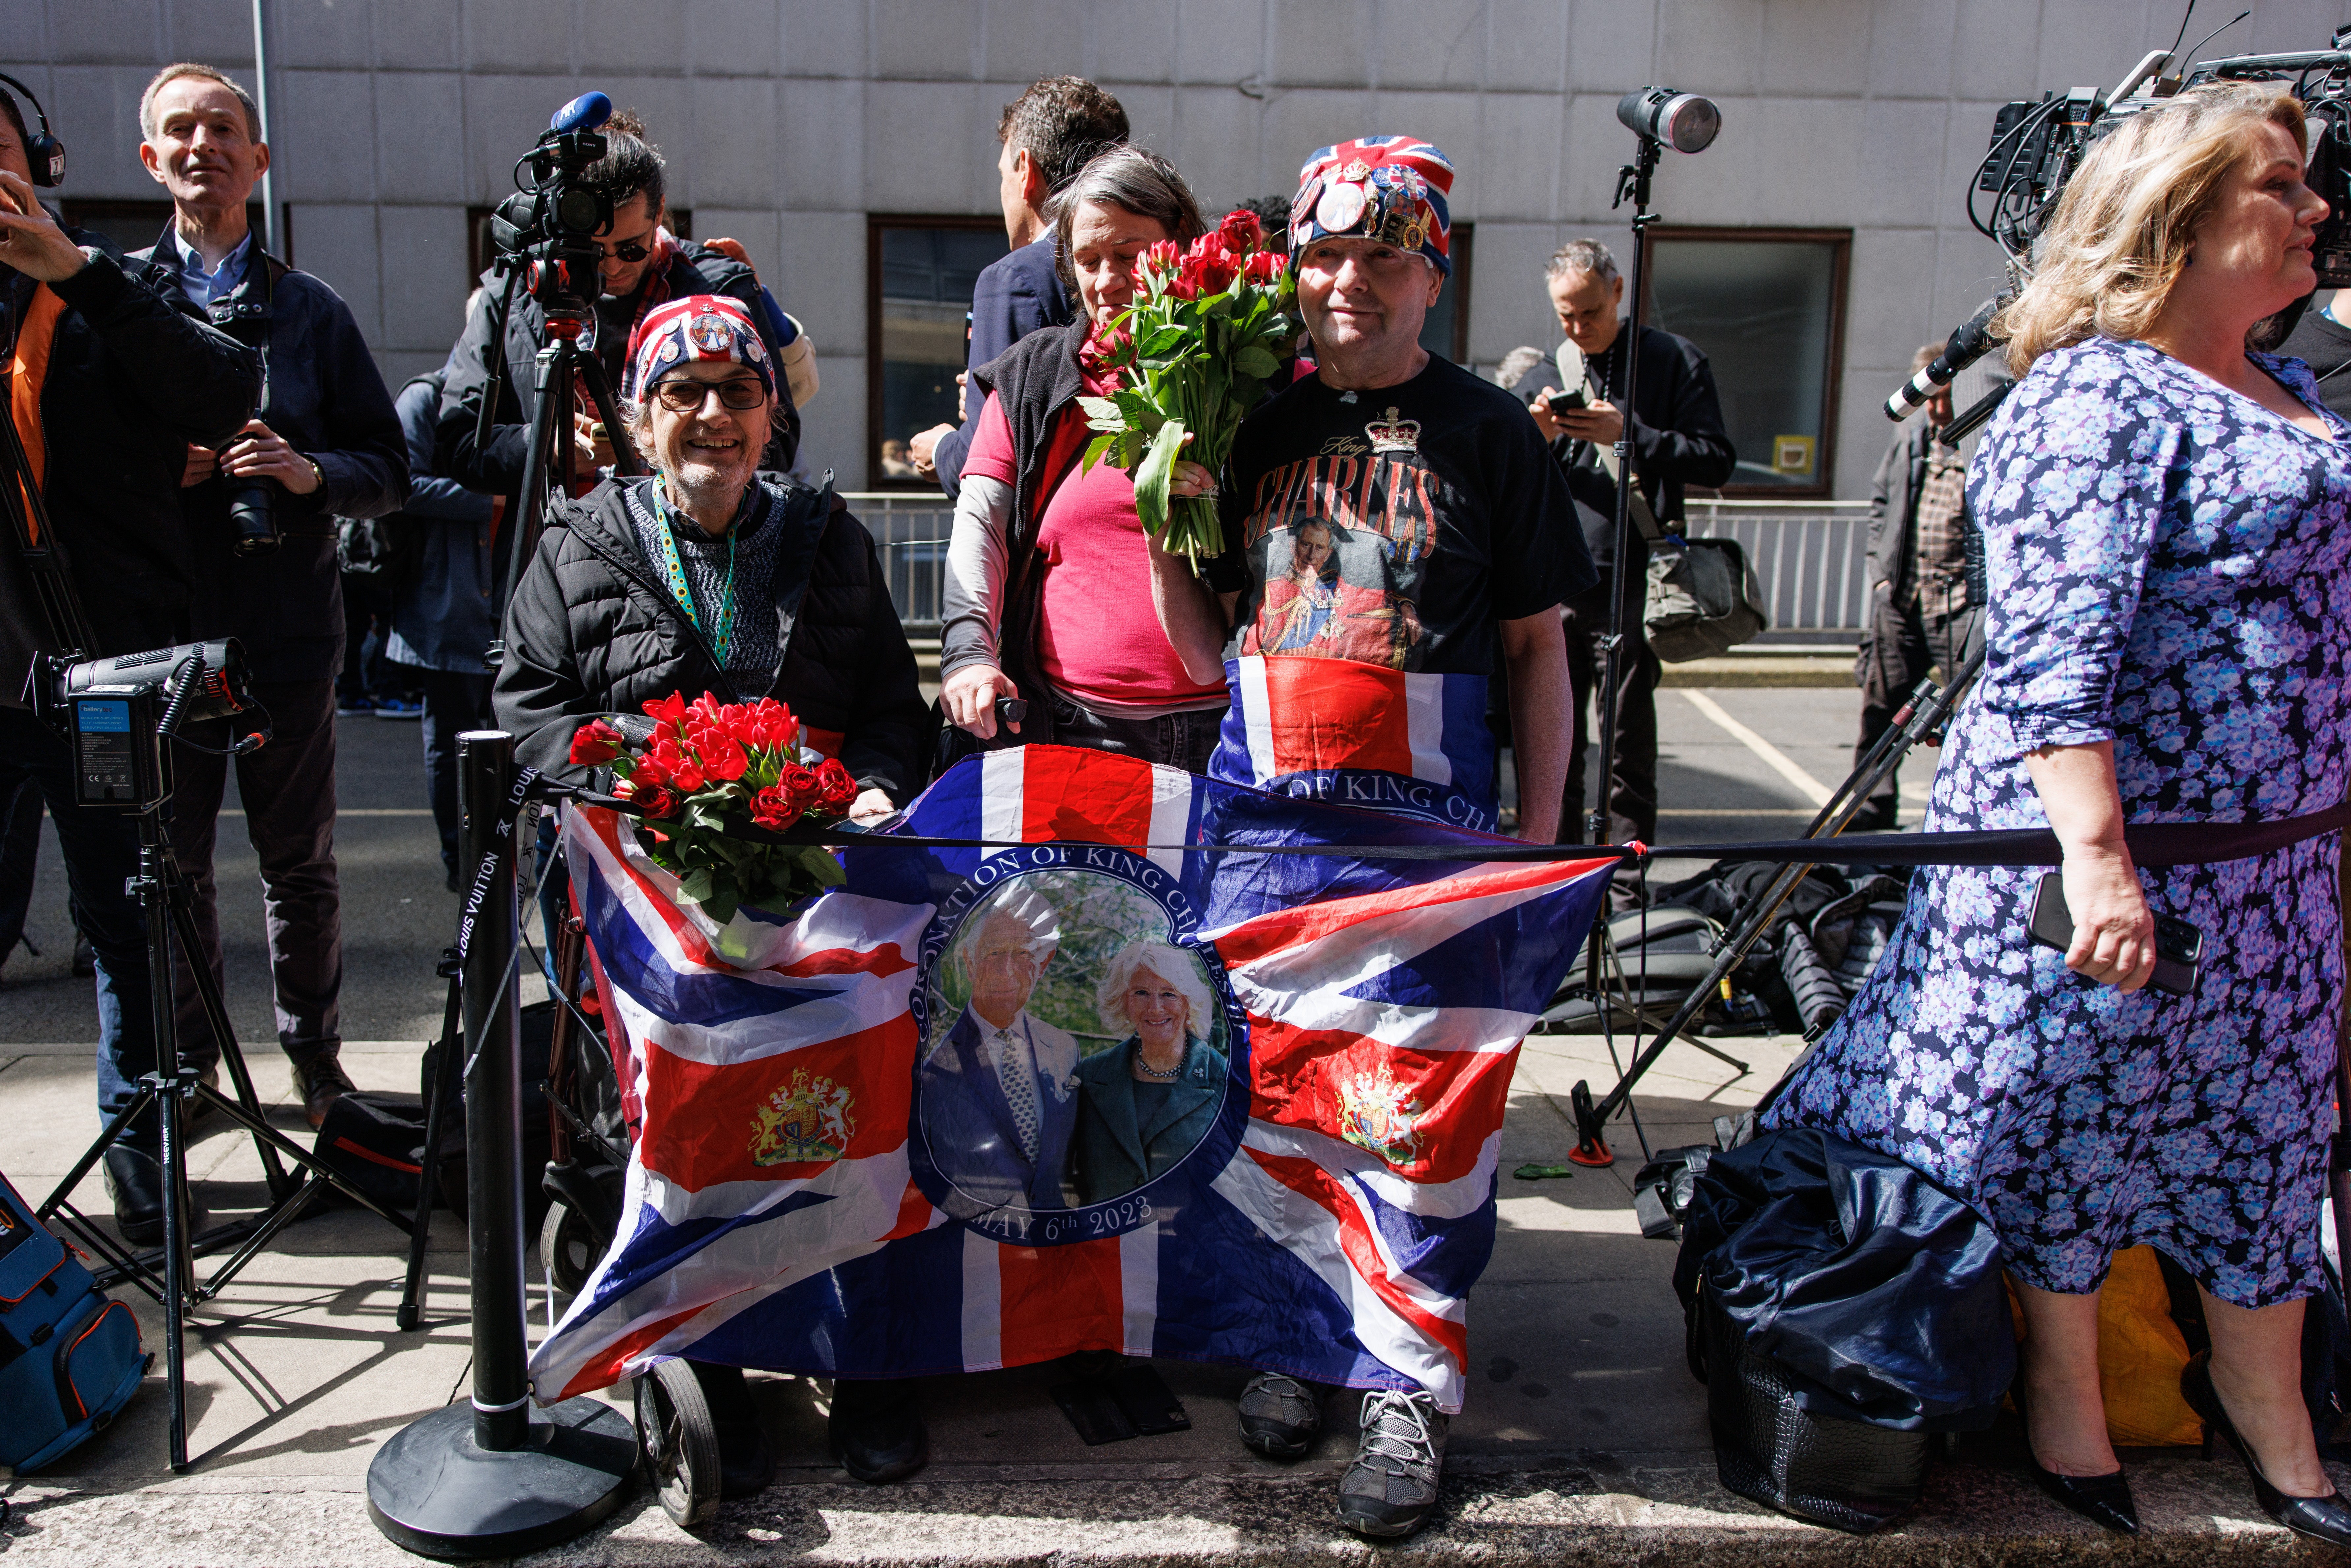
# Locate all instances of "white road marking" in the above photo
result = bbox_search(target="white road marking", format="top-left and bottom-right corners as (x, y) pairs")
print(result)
(1678, 690), (1833, 808)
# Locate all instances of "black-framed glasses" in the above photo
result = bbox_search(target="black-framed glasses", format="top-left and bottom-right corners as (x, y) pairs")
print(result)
(649, 376), (767, 412)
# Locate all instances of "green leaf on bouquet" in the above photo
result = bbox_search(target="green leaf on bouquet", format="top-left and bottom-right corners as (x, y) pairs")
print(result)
(797, 844), (848, 887)
(679, 866), (717, 904)
(1080, 430), (1119, 473)
(1111, 389), (1163, 428)
(1234, 344), (1280, 379)
(1133, 416), (1187, 537)
(1076, 395), (1124, 428)
(1137, 325), (1187, 359)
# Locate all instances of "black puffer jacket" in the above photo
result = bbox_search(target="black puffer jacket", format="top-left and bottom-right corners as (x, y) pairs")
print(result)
(493, 476), (932, 799)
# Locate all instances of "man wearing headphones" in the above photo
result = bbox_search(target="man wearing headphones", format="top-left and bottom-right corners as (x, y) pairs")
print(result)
(0, 74), (262, 1243)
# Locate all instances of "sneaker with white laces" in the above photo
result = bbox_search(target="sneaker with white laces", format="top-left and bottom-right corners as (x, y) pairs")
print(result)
(1335, 1387), (1448, 1539)
(1237, 1372), (1322, 1459)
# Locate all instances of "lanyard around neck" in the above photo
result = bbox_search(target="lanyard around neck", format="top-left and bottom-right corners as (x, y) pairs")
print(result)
(649, 477), (738, 666)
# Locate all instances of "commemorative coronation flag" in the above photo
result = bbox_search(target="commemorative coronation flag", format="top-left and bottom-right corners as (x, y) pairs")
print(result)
(530, 744), (1611, 1413)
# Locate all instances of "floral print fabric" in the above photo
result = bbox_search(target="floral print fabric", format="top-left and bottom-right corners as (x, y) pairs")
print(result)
(1766, 337), (2351, 1307)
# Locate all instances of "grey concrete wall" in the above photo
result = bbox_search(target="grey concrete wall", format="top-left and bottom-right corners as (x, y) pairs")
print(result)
(20, 0), (2349, 495)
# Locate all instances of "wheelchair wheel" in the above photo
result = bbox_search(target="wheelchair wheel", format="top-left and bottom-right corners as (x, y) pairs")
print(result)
(634, 1358), (720, 1529)
(540, 1199), (601, 1297)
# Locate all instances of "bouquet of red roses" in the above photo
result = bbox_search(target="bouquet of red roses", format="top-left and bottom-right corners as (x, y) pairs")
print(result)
(1078, 208), (1296, 560)
(569, 692), (860, 925)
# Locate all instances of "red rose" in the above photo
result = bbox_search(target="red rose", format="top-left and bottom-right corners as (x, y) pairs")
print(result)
(1218, 208), (1264, 255)
(1189, 234), (1241, 295)
(1244, 249), (1287, 286)
(1167, 255), (1202, 301)
(815, 757), (858, 811)
(777, 763), (822, 810)
(627, 781), (679, 819)
(568, 719), (624, 766)
(642, 692), (689, 736)
(700, 736), (749, 782)
(1139, 239), (1182, 280)
(748, 784), (799, 831)
(628, 754), (671, 789)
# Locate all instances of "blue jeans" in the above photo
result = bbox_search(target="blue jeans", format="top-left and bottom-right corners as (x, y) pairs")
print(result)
(0, 708), (165, 1142)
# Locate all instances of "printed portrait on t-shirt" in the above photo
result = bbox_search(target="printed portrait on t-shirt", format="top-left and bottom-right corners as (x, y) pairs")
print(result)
(1237, 408), (1441, 672)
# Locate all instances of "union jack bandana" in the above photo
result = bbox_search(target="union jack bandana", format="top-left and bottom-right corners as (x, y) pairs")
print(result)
(1291, 136), (1456, 276)
(624, 294), (773, 403)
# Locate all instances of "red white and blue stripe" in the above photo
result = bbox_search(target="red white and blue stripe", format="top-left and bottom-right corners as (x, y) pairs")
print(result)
(529, 747), (1609, 1413)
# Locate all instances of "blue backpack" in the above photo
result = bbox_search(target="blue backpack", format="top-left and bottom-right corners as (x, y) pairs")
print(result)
(0, 1173), (148, 1475)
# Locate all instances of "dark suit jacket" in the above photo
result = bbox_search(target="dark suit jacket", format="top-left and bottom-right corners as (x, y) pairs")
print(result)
(931, 233), (1073, 498)
(1068, 1037), (1229, 1206)
(917, 1007), (1079, 1211)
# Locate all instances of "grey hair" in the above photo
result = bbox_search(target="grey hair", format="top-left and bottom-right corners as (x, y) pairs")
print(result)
(1094, 941), (1213, 1041)
(1053, 145), (1206, 288)
(1492, 346), (1548, 387)
(963, 884), (1062, 967)
(1544, 238), (1620, 286)
(140, 63), (262, 143)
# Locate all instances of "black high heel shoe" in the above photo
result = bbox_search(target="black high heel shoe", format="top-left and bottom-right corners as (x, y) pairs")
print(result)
(2180, 1351), (2351, 1546)
(2009, 1378), (2140, 1535)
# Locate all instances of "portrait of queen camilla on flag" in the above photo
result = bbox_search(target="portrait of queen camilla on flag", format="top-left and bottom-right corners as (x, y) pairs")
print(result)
(529, 745), (1612, 1415)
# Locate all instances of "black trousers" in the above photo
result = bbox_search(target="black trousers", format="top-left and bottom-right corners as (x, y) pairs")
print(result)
(1853, 584), (1984, 830)
(1559, 585), (1660, 847)
(166, 678), (343, 1072)
(413, 668), (496, 879)
(1041, 689), (1224, 774)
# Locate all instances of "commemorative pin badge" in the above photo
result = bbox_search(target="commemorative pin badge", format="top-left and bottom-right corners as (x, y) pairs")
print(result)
(687, 310), (734, 353)
(1315, 180), (1367, 234)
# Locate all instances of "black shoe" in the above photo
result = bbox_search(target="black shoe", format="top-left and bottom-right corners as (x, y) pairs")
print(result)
(71, 930), (94, 978)
(1238, 1372), (1322, 1459)
(2012, 1378), (2138, 1534)
(688, 1362), (775, 1500)
(101, 1145), (204, 1248)
(1336, 1388), (1447, 1539)
(2182, 1351), (2351, 1545)
(828, 1378), (928, 1484)
(292, 1053), (357, 1130)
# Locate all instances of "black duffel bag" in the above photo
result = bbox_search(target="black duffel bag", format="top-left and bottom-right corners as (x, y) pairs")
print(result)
(1675, 1126), (2014, 1533)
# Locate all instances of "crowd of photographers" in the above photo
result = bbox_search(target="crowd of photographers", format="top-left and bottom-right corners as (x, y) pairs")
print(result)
(0, 60), (1754, 1539)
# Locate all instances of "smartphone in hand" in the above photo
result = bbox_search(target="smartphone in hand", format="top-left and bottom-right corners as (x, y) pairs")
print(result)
(2027, 871), (2202, 996)
(1545, 388), (1588, 414)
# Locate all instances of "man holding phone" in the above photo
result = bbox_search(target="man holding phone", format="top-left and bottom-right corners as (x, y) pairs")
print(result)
(1516, 239), (1733, 866)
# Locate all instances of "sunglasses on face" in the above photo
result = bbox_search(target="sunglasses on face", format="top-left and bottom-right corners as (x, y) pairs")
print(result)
(596, 231), (656, 263)
(649, 376), (767, 412)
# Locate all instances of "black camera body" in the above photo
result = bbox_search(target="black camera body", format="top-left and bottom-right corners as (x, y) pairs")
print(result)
(37, 640), (253, 811)
(490, 94), (616, 320)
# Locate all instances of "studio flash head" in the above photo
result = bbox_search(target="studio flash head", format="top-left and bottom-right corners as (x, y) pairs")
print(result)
(1618, 86), (1722, 154)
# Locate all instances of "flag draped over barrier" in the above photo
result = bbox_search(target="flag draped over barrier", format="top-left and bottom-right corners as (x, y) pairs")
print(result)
(528, 746), (1611, 1413)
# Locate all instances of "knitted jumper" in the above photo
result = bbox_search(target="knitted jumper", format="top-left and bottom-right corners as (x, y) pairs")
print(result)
(622, 478), (787, 688)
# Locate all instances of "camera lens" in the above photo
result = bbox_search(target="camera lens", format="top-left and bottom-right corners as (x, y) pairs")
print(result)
(228, 478), (280, 556)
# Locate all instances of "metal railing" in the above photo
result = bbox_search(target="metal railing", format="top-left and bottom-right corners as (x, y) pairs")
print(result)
(840, 492), (1876, 640)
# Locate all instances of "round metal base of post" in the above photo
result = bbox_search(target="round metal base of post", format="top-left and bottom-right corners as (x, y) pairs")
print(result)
(366, 1397), (638, 1560)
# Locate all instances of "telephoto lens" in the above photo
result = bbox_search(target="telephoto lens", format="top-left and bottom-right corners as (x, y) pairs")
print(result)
(1618, 86), (1722, 154)
(228, 476), (280, 555)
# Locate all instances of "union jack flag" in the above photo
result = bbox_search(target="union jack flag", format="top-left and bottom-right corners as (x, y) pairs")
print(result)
(529, 746), (1609, 1413)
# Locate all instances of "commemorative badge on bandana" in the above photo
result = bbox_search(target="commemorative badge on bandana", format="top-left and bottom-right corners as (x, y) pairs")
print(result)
(1291, 135), (1456, 276)
(625, 294), (774, 403)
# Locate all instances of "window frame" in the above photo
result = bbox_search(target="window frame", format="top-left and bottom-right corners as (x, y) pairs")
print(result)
(1427, 221), (1474, 365)
(1639, 224), (1851, 501)
(866, 213), (1012, 493)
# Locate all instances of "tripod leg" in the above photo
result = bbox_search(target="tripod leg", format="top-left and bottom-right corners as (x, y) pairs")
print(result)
(134, 820), (198, 1472)
(400, 971), (465, 1331)
(160, 841), (295, 1202)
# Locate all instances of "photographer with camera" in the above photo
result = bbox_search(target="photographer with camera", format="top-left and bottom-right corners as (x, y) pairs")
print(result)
(128, 63), (409, 1131)
(1516, 239), (1732, 862)
(0, 77), (261, 1240)
(437, 110), (811, 516)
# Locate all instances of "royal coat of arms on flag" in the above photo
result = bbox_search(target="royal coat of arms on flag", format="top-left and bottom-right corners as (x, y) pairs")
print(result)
(530, 746), (1611, 1414)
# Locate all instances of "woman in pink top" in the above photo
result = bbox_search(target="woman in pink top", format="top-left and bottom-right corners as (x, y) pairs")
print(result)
(939, 145), (1226, 769)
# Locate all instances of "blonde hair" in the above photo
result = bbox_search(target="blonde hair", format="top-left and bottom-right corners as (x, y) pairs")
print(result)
(1094, 942), (1213, 1041)
(1997, 84), (2307, 375)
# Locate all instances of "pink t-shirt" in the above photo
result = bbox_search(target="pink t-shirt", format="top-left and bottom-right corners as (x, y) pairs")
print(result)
(962, 392), (1226, 713)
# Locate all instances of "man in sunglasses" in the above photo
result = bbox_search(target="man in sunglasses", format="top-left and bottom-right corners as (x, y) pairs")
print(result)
(437, 109), (812, 523)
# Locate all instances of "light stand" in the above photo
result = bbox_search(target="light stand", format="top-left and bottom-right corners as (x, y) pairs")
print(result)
(367, 731), (635, 1560)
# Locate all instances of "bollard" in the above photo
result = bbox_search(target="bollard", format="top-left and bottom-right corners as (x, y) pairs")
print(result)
(366, 732), (636, 1559)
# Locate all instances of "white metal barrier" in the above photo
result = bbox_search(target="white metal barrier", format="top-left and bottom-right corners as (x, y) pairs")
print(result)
(840, 492), (1876, 640)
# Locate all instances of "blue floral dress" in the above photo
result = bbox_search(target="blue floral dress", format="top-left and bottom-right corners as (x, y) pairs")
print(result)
(1765, 336), (2351, 1308)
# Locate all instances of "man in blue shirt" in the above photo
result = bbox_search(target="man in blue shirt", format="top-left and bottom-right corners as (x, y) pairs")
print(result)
(905, 76), (1127, 497)
(131, 63), (409, 1132)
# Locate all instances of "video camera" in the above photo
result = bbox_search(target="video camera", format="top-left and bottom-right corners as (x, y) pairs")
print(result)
(1888, 16), (2351, 426)
(486, 91), (616, 321)
(35, 640), (262, 812)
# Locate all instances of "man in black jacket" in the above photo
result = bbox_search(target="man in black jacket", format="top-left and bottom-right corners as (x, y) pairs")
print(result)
(906, 75), (1127, 496)
(438, 111), (804, 525)
(1518, 238), (1734, 854)
(1850, 344), (1984, 831)
(0, 84), (261, 1241)
(131, 64), (409, 1130)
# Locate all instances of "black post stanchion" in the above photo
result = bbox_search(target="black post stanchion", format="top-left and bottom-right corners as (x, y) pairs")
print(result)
(367, 731), (636, 1560)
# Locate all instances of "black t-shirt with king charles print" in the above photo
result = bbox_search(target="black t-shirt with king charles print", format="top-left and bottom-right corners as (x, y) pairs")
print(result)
(1201, 356), (1595, 675)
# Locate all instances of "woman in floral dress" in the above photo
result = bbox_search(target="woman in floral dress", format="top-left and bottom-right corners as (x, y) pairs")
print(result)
(1767, 85), (2351, 1543)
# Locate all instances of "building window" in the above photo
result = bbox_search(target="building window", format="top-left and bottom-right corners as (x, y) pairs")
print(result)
(866, 217), (1010, 491)
(1418, 222), (1473, 364)
(1643, 227), (1849, 498)
(466, 205), (692, 290)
